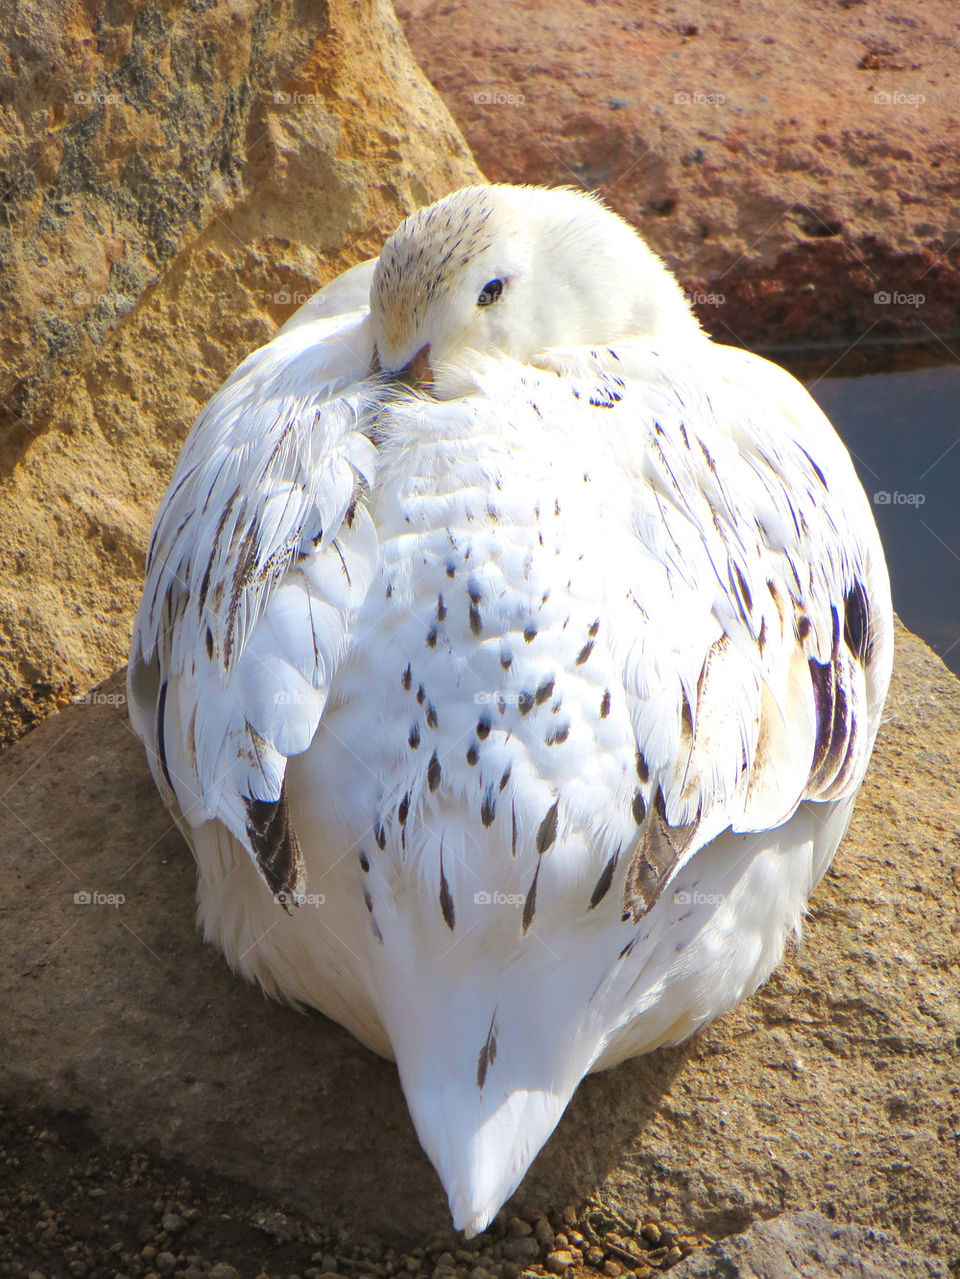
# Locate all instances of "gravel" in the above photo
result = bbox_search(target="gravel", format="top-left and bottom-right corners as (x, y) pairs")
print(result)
(0, 1104), (707, 1279)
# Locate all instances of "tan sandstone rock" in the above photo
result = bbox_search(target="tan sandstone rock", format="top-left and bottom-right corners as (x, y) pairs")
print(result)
(2, 622), (958, 1261)
(0, 0), (480, 746)
(670, 1211), (947, 1278)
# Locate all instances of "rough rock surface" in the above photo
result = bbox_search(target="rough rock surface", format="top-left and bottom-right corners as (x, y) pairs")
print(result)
(398, 0), (960, 350)
(3, 621), (959, 1260)
(0, 0), (480, 746)
(670, 1211), (947, 1278)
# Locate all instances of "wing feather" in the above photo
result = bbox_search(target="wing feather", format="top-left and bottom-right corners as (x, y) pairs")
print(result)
(579, 341), (894, 920)
(128, 295), (380, 895)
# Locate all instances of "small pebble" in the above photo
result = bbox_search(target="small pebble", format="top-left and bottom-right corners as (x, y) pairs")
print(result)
(665, 1247), (683, 1266)
(544, 1252), (575, 1275)
(533, 1219), (554, 1249)
(602, 1264), (622, 1278)
(155, 1256), (176, 1275)
(607, 1235), (643, 1263)
(585, 1246), (604, 1267)
(640, 1223), (661, 1246)
(210, 1267), (242, 1279)
(501, 1240), (539, 1264)
(507, 1219), (533, 1240)
(562, 1206), (577, 1227)
(161, 1214), (183, 1234)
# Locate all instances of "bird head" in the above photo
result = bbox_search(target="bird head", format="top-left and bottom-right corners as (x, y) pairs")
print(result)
(369, 183), (700, 392)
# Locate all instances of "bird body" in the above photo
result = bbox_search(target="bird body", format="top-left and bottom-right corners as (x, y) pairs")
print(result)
(129, 185), (892, 1236)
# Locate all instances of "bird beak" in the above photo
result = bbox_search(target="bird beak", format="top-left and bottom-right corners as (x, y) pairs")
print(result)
(393, 344), (434, 389)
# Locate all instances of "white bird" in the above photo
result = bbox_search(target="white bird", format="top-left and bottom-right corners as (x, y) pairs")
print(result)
(128, 184), (893, 1237)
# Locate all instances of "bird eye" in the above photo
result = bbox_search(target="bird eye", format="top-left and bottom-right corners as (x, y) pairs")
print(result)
(477, 279), (503, 307)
